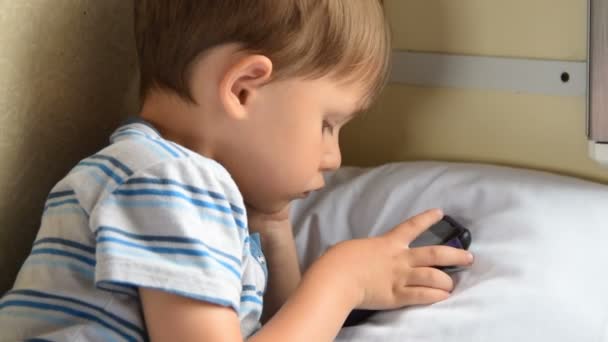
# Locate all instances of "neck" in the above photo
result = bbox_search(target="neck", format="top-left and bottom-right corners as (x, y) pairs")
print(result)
(139, 90), (217, 159)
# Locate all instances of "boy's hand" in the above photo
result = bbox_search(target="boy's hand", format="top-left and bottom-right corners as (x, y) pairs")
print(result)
(246, 204), (291, 234)
(245, 203), (300, 322)
(322, 209), (474, 310)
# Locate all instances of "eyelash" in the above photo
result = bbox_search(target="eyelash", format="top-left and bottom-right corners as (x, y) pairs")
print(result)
(322, 120), (335, 135)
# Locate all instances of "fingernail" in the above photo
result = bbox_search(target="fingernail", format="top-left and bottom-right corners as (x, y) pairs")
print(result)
(467, 252), (474, 263)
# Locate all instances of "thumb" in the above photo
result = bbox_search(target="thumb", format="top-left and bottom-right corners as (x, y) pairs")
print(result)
(385, 208), (444, 244)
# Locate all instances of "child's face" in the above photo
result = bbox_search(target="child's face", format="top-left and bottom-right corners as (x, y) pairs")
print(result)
(220, 76), (366, 215)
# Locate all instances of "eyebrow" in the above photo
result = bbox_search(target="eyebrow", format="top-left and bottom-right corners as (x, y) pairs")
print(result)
(340, 105), (366, 120)
(327, 98), (370, 122)
(326, 110), (360, 126)
(345, 110), (361, 121)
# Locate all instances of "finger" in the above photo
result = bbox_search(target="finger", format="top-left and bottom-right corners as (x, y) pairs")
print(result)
(405, 267), (454, 292)
(408, 245), (474, 268)
(387, 208), (444, 243)
(397, 286), (450, 306)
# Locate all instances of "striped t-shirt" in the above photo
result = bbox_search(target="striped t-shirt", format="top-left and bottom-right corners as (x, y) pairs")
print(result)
(0, 119), (267, 341)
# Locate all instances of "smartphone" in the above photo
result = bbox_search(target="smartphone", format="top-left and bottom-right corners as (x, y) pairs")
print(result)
(409, 215), (471, 272)
(342, 215), (472, 327)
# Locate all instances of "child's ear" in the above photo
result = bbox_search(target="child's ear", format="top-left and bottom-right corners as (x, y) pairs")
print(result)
(219, 55), (273, 119)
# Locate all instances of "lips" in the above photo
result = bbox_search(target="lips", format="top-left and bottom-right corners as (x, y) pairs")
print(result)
(294, 187), (323, 200)
(294, 191), (313, 199)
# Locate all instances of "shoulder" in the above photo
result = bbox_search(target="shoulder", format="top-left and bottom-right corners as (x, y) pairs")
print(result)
(60, 120), (245, 218)
(111, 122), (243, 208)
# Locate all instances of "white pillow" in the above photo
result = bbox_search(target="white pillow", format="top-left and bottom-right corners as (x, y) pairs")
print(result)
(290, 162), (608, 342)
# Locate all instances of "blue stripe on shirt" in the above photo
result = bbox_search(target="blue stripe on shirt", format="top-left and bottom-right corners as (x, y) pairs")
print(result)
(8, 289), (144, 337)
(81, 169), (113, 189)
(240, 295), (263, 305)
(30, 248), (96, 267)
(112, 188), (231, 213)
(114, 123), (186, 158)
(68, 168), (129, 200)
(1, 309), (77, 332)
(111, 132), (171, 159)
(111, 188), (246, 229)
(169, 142), (190, 157)
(75, 162), (124, 184)
(124, 177), (245, 215)
(44, 199), (80, 212)
(9, 310), (120, 342)
(111, 129), (147, 140)
(114, 123), (149, 134)
(97, 246), (236, 281)
(101, 280), (238, 312)
(33, 238), (95, 254)
(47, 190), (75, 200)
(242, 285), (265, 298)
(42, 206), (89, 218)
(96, 226), (241, 265)
(100, 198), (240, 229)
(96, 281), (139, 298)
(89, 154), (134, 176)
(111, 129), (180, 158)
(96, 236), (241, 279)
(0, 300), (138, 342)
(23, 258), (95, 280)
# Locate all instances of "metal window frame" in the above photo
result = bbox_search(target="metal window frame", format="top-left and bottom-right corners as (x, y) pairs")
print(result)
(588, 0), (608, 143)
(587, 0), (608, 165)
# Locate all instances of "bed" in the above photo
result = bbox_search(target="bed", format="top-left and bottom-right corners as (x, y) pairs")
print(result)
(291, 162), (608, 341)
(1, 1), (607, 341)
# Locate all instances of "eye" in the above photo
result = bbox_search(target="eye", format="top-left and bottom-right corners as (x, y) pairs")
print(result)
(322, 120), (335, 135)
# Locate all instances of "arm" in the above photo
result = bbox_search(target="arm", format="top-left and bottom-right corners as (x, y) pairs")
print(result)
(141, 209), (475, 342)
(246, 206), (301, 322)
(141, 251), (357, 342)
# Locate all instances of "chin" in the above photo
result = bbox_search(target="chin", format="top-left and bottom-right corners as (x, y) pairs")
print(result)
(246, 200), (290, 215)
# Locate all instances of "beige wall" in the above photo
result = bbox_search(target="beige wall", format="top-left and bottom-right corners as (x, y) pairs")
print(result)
(387, 0), (587, 60)
(342, 0), (608, 183)
(0, 1), (138, 292)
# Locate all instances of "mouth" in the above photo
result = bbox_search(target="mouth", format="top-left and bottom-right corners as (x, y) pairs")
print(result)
(297, 192), (311, 199)
(295, 189), (319, 199)
(293, 185), (324, 200)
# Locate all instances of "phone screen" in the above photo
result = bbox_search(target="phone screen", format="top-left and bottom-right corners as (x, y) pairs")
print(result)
(409, 218), (465, 249)
(430, 219), (465, 248)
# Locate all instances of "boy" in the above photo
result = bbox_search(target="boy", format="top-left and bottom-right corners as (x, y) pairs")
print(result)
(0, 1), (473, 341)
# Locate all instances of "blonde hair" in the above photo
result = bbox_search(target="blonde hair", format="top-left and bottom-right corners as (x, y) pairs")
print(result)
(134, 0), (391, 105)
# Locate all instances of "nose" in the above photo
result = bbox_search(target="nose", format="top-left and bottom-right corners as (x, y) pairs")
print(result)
(320, 138), (342, 172)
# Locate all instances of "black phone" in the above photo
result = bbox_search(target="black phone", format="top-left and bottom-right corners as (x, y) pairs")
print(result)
(409, 215), (471, 273)
(342, 215), (472, 327)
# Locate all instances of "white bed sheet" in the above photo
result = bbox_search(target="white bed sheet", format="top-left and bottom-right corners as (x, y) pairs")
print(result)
(291, 162), (608, 342)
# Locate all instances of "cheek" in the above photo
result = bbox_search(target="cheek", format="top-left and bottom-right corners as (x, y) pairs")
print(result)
(293, 122), (323, 159)
(276, 126), (323, 181)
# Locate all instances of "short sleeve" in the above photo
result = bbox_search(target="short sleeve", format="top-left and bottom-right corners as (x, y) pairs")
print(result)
(89, 158), (248, 311)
